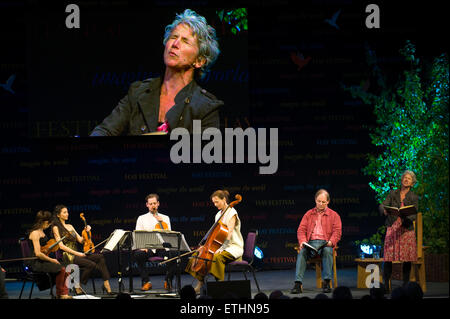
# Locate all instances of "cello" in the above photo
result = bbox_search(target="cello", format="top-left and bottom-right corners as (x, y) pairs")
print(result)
(80, 213), (95, 254)
(187, 194), (242, 277)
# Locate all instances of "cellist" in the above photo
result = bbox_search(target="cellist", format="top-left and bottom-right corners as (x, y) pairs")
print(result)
(186, 190), (244, 294)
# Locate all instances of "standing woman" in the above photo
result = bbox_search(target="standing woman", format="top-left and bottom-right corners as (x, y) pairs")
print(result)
(380, 170), (419, 292)
(27, 210), (72, 299)
(186, 190), (244, 294)
(52, 205), (113, 295)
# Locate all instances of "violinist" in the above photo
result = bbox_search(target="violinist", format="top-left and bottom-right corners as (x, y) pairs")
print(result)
(26, 210), (72, 299)
(134, 193), (174, 291)
(186, 190), (244, 295)
(52, 205), (114, 295)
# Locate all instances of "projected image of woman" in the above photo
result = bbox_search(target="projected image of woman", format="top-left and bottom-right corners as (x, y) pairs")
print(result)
(90, 9), (223, 136)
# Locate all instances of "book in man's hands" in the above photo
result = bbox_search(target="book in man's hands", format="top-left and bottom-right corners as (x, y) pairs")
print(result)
(383, 205), (417, 217)
(302, 241), (328, 257)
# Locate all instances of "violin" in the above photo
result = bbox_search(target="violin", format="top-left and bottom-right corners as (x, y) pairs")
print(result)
(187, 194), (242, 276)
(154, 214), (169, 230)
(80, 213), (95, 254)
(40, 235), (67, 255)
(0, 236), (67, 263)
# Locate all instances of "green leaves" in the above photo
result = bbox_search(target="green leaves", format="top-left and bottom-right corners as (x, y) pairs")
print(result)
(345, 42), (449, 253)
(353, 226), (386, 248)
(216, 8), (248, 35)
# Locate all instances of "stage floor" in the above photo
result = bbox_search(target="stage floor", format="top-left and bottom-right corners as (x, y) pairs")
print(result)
(3, 267), (449, 299)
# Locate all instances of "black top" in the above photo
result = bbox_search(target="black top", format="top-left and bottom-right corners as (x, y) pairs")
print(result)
(380, 188), (419, 230)
(27, 234), (48, 257)
(90, 77), (223, 136)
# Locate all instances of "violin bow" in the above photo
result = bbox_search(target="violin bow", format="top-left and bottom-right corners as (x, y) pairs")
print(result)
(46, 235), (67, 251)
(83, 238), (109, 255)
(0, 235), (67, 263)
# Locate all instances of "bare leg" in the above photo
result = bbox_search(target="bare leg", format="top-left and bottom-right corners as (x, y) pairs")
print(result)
(103, 280), (112, 293)
(194, 280), (204, 294)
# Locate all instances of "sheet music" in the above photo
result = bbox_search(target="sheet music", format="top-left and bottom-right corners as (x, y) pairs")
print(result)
(157, 232), (191, 252)
(103, 229), (129, 252)
(131, 230), (191, 252)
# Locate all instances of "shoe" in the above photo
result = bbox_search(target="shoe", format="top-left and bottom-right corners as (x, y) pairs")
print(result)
(57, 295), (73, 299)
(102, 285), (115, 295)
(290, 281), (303, 294)
(141, 282), (152, 291)
(194, 283), (203, 295)
(74, 287), (83, 295)
(164, 279), (173, 292)
(322, 280), (331, 293)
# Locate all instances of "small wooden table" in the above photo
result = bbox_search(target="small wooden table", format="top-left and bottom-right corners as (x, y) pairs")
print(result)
(354, 258), (384, 288)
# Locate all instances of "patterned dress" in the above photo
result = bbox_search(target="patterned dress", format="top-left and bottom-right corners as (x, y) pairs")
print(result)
(383, 200), (417, 262)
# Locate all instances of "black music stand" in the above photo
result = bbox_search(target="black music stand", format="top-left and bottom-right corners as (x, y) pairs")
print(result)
(153, 231), (188, 298)
(154, 233), (181, 298)
(101, 230), (132, 294)
(130, 230), (190, 298)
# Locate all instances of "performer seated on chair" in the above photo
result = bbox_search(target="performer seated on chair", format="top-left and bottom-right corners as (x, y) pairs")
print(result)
(379, 170), (418, 293)
(134, 193), (176, 291)
(186, 190), (244, 295)
(291, 189), (342, 294)
(52, 204), (114, 295)
(26, 210), (72, 299)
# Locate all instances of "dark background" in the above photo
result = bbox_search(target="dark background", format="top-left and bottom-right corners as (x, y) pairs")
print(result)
(0, 0), (446, 276)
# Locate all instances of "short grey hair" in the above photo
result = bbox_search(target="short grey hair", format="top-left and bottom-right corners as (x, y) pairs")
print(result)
(401, 170), (417, 185)
(163, 9), (220, 79)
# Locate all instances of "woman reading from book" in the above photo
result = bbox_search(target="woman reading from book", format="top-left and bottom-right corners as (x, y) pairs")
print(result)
(52, 205), (114, 295)
(379, 170), (419, 292)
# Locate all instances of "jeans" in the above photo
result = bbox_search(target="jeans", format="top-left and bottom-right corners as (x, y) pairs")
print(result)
(294, 240), (333, 283)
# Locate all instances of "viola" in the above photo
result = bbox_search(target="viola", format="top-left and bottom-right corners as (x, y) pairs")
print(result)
(80, 213), (95, 254)
(40, 235), (67, 255)
(188, 194), (242, 276)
